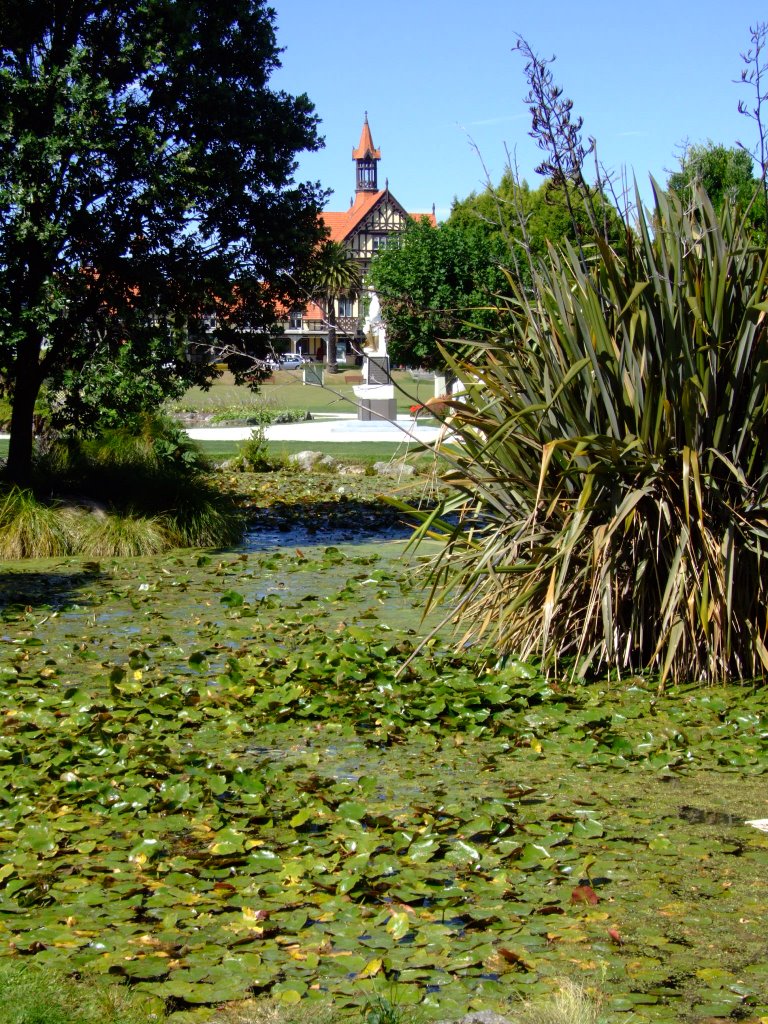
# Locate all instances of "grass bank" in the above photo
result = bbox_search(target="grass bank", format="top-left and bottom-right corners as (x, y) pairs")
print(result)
(197, 439), (438, 463)
(0, 435), (439, 466)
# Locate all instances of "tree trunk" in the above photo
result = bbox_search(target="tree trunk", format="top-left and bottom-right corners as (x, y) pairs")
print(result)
(5, 338), (44, 488)
(326, 301), (338, 374)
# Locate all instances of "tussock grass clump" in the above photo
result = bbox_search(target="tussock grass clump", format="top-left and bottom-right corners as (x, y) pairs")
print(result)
(514, 979), (603, 1024)
(72, 508), (171, 557)
(0, 487), (74, 558)
(24, 413), (243, 554)
(164, 490), (245, 548)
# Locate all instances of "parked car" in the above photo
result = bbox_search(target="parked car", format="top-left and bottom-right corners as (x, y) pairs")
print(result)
(266, 353), (305, 371)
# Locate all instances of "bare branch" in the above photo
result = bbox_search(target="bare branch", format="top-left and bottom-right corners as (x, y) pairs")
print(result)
(735, 22), (768, 219)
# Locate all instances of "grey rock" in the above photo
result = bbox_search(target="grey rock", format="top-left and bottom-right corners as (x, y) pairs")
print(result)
(288, 450), (326, 471)
(435, 1014), (514, 1024)
(60, 496), (108, 520)
(373, 460), (416, 478)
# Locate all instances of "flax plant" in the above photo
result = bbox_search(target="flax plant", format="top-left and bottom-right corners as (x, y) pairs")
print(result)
(410, 185), (768, 686)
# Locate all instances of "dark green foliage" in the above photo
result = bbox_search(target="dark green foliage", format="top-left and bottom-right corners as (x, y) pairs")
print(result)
(369, 219), (508, 370)
(0, 0), (327, 483)
(36, 413), (208, 494)
(31, 413), (243, 548)
(449, 170), (627, 267)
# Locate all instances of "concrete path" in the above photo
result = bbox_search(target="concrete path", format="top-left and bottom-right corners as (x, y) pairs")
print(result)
(186, 413), (445, 445)
(0, 415), (448, 446)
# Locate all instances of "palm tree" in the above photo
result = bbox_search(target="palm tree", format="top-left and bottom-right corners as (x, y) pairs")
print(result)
(309, 240), (362, 373)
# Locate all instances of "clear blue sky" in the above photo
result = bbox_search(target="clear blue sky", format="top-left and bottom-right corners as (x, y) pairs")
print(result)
(271, 0), (765, 220)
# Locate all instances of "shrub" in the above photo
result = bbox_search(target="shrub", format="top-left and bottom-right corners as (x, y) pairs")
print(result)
(236, 427), (273, 471)
(409, 185), (768, 686)
(79, 412), (210, 479)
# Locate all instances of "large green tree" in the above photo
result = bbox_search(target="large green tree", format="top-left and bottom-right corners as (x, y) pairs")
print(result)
(667, 142), (766, 231)
(368, 219), (508, 372)
(449, 170), (626, 266)
(0, 0), (327, 484)
(369, 179), (625, 374)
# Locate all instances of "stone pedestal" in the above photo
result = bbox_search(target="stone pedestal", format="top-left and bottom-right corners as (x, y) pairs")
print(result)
(355, 393), (398, 421)
(354, 354), (396, 422)
(354, 290), (398, 422)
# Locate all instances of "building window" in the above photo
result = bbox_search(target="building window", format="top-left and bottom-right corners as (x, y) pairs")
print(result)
(371, 235), (392, 252)
(288, 310), (302, 330)
(337, 297), (354, 317)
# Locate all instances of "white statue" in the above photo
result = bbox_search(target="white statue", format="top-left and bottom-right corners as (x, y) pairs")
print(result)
(354, 287), (395, 421)
(362, 289), (387, 356)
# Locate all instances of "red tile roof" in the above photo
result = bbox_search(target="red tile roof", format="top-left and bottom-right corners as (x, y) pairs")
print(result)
(322, 191), (436, 243)
(323, 191), (385, 242)
(303, 300), (325, 320)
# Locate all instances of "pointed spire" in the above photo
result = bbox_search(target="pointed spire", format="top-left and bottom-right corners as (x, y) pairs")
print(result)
(352, 112), (381, 161)
(353, 113), (381, 193)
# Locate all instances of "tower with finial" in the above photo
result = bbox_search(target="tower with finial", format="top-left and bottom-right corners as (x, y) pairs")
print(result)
(283, 114), (436, 371)
(352, 112), (381, 193)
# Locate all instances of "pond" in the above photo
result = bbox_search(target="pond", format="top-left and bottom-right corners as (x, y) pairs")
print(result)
(0, 538), (767, 1022)
(243, 517), (416, 551)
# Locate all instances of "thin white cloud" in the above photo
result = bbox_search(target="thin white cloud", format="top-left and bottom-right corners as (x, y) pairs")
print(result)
(460, 114), (528, 128)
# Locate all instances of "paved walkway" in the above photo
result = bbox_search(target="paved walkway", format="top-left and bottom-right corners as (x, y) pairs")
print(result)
(186, 413), (445, 445)
(0, 415), (448, 446)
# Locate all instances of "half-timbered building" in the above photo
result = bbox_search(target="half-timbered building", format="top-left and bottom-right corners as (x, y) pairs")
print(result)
(285, 115), (436, 363)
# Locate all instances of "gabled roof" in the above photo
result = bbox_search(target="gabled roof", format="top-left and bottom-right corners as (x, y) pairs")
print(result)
(322, 189), (436, 243)
(323, 190), (386, 242)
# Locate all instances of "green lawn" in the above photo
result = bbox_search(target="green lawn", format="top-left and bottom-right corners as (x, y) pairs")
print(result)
(196, 438), (435, 462)
(0, 370), (442, 467)
(0, 436), (435, 467)
(166, 368), (438, 418)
